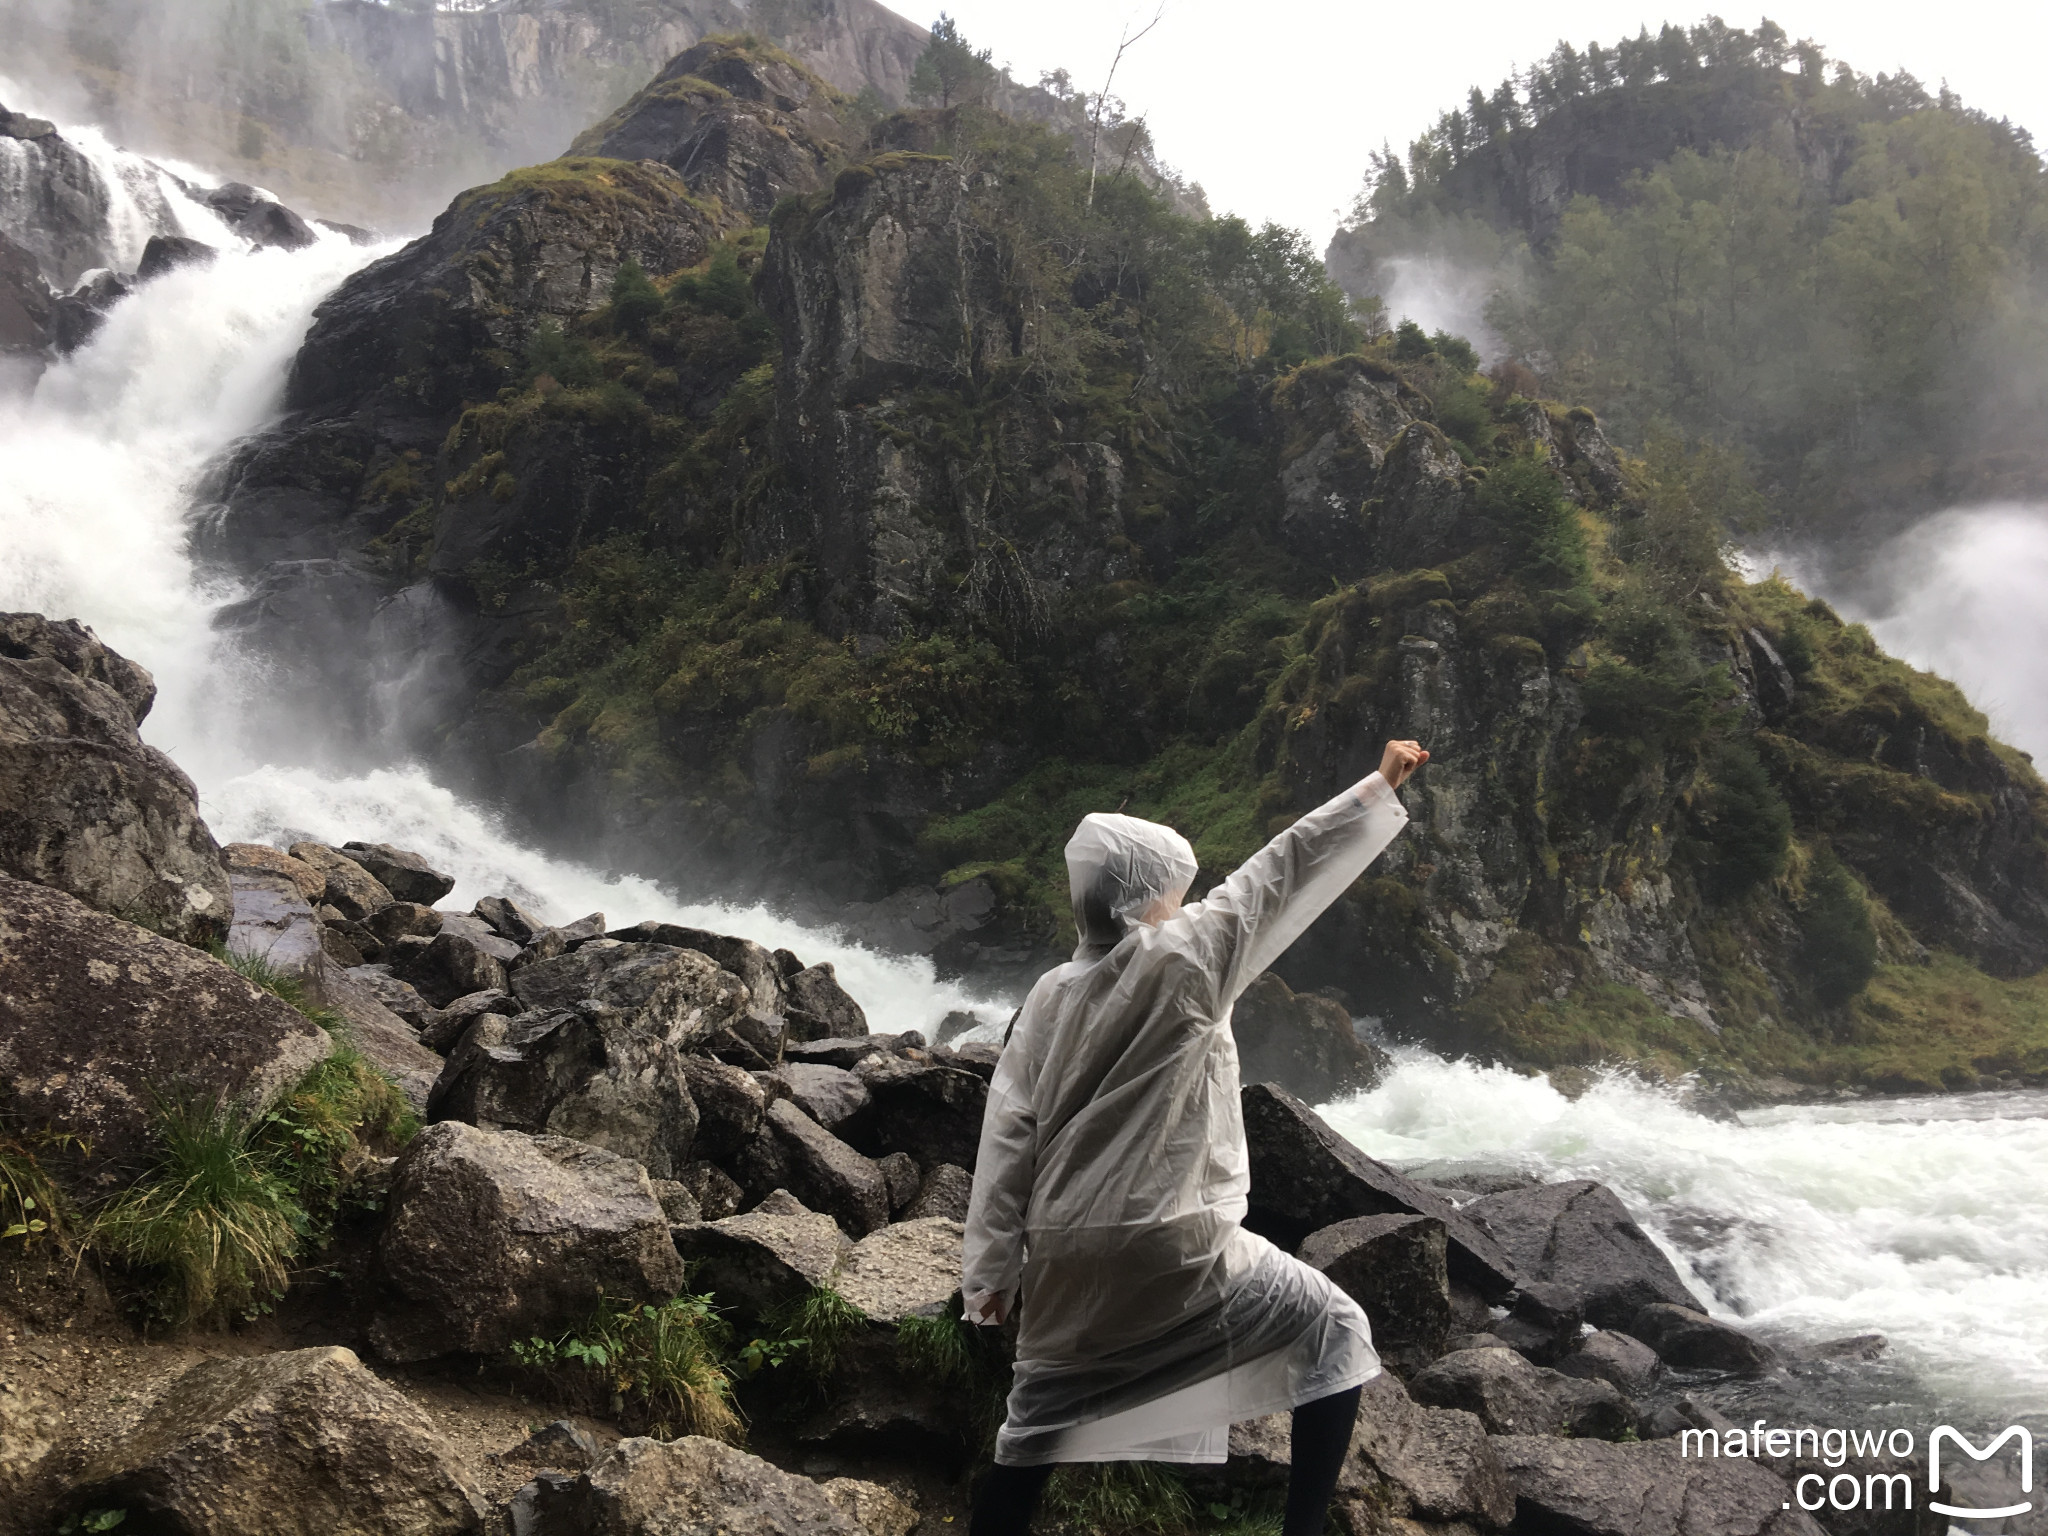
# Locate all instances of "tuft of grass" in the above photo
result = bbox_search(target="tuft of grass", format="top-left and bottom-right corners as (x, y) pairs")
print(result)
(1044, 1463), (1197, 1536)
(895, 1310), (975, 1384)
(762, 1284), (866, 1384)
(512, 1293), (741, 1442)
(92, 1093), (305, 1327)
(208, 942), (351, 1036)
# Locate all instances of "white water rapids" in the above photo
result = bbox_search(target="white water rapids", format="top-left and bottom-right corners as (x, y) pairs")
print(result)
(2, 113), (2043, 1434)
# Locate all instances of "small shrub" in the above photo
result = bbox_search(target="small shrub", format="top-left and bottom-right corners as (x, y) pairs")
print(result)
(523, 320), (604, 389)
(513, 1293), (741, 1442)
(1800, 851), (1879, 1006)
(1, 1125), (76, 1250)
(609, 259), (663, 339)
(1690, 740), (1792, 899)
(93, 1093), (305, 1327)
(255, 1044), (417, 1243)
(1477, 454), (1590, 597)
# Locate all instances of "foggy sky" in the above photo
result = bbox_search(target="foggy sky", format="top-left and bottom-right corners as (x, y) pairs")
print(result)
(922, 0), (2048, 248)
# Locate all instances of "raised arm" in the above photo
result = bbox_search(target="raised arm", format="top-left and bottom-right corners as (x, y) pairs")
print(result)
(961, 1053), (1037, 1325)
(1184, 741), (1424, 1005)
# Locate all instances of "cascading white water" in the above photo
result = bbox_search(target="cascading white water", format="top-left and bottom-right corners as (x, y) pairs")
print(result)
(4, 107), (2045, 1432)
(1324, 1056), (2048, 1429)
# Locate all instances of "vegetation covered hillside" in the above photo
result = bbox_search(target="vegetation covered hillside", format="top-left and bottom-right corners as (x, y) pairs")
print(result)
(201, 32), (2048, 1095)
(1328, 16), (2048, 539)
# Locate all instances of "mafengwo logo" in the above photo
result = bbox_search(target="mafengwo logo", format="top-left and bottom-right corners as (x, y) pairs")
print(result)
(1930, 1425), (2033, 1520)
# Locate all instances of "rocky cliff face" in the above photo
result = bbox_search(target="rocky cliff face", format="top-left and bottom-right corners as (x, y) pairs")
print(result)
(190, 40), (2048, 1083)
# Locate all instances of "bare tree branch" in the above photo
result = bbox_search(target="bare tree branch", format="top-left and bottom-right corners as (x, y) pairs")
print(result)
(1087, 4), (1165, 211)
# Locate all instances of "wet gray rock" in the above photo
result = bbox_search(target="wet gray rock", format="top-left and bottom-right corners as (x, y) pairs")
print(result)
(61, 1345), (488, 1536)
(1492, 1434), (1822, 1536)
(784, 960), (868, 1040)
(677, 1052), (765, 1159)
(368, 900), (443, 946)
(1339, 1369), (1516, 1527)
(877, 1150), (921, 1212)
(1243, 1083), (1517, 1298)
(1626, 1304), (1779, 1376)
(430, 1002), (699, 1178)
(1232, 971), (1389, 1103)
(1409, 1345), (1634, 1439)
(903, 1161), (973, 1222)
(851, 1055), (988, 1171)
(400, 928), (511, 1008)
(734, 1099), (889, 1238)
(1494, 1278), (1585, 1365)
(288, 842), (394, 922)
(773, 1060), (871, 1135)
(671, 1189), (852, 1318)
(0, 872), (330, 1178)
(508, 1434), (864, 1536)
(372, 1122), (686, 1361)
(476, 894), (543, 943)
(1557, 1329), (1662, 1397)
(496, 1419), (601, 1473)
(833, 1216), (963, 1323)
(135, 233), (216, 282)
(649, 1177), (701, 1225)
(1462, 1178), (1700, 1327)
(418, 986), (520, 1051)
(0, 613), (232, 944)
(608, 922), (788, 1018)
(784, 1036), (888, 1070)
(339, 840), (456, 904)
(512, 943), (749, 1051)
(676, 1158), (744, 1221)
(1298, 1213), (1450, 1373)
(223, 842), (326, 902)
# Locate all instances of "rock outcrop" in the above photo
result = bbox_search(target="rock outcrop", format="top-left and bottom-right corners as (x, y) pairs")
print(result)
(508, 1434), (866, 1536)
(0, 613), (232, 944)
(0, 872), (330, 1179)
(61, 1347), (490, 1536)
(1464, 1179), (1704, 1327)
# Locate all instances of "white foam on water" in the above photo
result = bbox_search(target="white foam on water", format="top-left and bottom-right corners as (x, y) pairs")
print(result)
(1322, 1053), (2048, 1425)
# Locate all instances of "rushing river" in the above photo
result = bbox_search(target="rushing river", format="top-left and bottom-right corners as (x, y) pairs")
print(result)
(2, 101), (2042, 1439)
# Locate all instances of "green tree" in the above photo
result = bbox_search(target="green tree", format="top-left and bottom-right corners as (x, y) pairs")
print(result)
(908, 14), (996, 110)
(1799, 852), (1879, 1005)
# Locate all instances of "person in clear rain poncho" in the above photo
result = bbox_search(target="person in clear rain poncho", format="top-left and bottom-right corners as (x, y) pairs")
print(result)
(962, 739), (1429, 1536)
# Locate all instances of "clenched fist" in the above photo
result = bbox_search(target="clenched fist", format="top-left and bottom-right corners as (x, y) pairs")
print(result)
(1379, 739), (1430, 790)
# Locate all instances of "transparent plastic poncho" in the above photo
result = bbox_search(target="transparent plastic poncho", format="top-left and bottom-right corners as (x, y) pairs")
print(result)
(963, 774), (1412, 1464)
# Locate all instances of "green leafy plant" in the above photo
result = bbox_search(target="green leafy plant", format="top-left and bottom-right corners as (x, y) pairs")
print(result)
(58, 1509), (127, 1533)
(1, 1124), (77, 1249)
(92, 1092), (306, 1327)
(513, 1294), (741, 1442)
(759, 1284), (865, 1384)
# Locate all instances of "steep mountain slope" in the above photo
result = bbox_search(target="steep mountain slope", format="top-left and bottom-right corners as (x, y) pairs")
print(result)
(194, 37), (2048, 1093)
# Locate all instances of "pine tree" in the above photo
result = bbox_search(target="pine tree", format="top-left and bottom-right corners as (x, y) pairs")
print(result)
(907, 14), (996, 110)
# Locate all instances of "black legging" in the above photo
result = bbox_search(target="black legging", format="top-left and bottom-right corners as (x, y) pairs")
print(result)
(969, 1385), (1363, 1536)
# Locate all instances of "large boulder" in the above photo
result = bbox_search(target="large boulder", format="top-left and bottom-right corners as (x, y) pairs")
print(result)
(288, 842), (395, 922)
(0, 613), (231, 944)
(1409, 1346), (1635, 1439)
(1465, 1179), (1704, 1327)
(339, 840), (456, 904)
(371, 1122), (687, 1361)
(508, 1434), (864, 1536)
(1242, 1083), (1517, 1298)
(773, 1060), (871, 1135)
(671, 1190), (852, 1318)
(1339, 1369), (1516, 1527)
(832, 1216), (963, 1323)
(1557, 1329), (1663, 1397)
(734, 1098), (889, 1238)
(1298, 1213), (1450, 1373)
(0, 873), (330, 1180)
(850, 1055), (987, 1171)
(1492, 1435), (1823, 1536)
(608, 921), (789, 1022)
(1626, 1303), (1779, 1376)
(783, 961), (868, 1040)
(399, 928), (512, 1007)
(429, 1002), (699, 1178)
(61, 1346), (489, 1535)
(1232, 971), (1389, 1103)
(511, 943), (749, 1050)
(904, 1161), (973, 1222)
(677, 1052), (765, 1158)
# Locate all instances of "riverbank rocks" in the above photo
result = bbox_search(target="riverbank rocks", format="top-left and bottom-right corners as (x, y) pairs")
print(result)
(672, 1190), (854, 1317)
(0, 613), (232, 944)
(1557, 1329), (1663, 1396)
(774, 1060), (872, 1134)
(0, 873), (329, 1179)
(1232, 971), (1389, 1102)
(61, 1346), (488, 1536)
(1340, 1369), (1516, 1527)
(1465, 1178), (1703, 1327)
(508, 1435), (865, 1536)
(511, 943), (749, 1050)
(288, 842), (395, 922)
(1626, 1303), (1780, 1376)
(904, 1161), (973, 1222)
(678, 1052), (766, 1157)
(429, 1002), (699, 1178)
(1299, 1213), (1451, 1373)
(735, 1098), (889, 1237)
(340, 840), (457, 904)
(1492, 1435), (1823, 1536)
(1410, 1346), (1635, 1439)
(831, 1216), (964, 1323)
(850, 1055), (988, 1171)
(1243, 1083), (1517, 1298)
(784, 960), (868, 1039)
(372, 1122), (686, 1361)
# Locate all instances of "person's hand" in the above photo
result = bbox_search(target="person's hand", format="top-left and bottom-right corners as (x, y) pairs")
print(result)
(964, 1290), (1011, 1327)
(1379, 739), (1430, 790)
